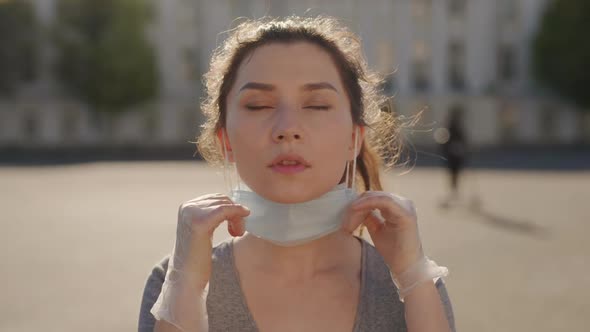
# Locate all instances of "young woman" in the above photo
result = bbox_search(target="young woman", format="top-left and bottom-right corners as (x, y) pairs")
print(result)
(139, 16), (455, 332)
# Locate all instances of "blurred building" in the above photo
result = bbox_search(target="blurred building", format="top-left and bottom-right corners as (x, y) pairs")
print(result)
(0, 0), (584, 150)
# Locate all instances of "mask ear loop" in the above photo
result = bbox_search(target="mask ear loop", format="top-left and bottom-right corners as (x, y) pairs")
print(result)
(221, 130), (240, 193)
(221, 131), (231, 193)
(351, 126), (359, 191)
(345, 157), (350, 188)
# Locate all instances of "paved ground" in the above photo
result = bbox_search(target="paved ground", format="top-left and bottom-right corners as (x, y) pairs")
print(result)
(0, 161), (588, 331)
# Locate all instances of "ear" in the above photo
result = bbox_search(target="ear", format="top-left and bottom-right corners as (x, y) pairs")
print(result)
(216, 129), (235, 163)
(349, 126), (365, 159)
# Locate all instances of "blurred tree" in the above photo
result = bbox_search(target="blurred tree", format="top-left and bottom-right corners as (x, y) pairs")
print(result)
(533, 0), (590, 111)
(0, 0), (38, 96)
(54, 0), (157, 114)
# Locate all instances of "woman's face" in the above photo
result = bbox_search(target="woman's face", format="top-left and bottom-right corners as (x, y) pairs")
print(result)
(224, 42), (358, 203)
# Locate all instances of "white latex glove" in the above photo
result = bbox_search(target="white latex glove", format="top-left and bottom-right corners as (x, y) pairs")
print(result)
(151, 194), (250, 331)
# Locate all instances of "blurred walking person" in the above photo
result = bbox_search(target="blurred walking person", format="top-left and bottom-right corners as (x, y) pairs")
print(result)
(440, 106), (468, 208)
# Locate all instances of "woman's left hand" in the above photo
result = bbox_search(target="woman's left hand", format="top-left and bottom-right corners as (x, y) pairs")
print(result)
(342, 191), (424, 275)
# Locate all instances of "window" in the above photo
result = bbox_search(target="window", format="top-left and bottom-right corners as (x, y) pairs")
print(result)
(412, 0), (433, 32)
(498, 102), (519, 143)
(182, 48), (198, 81)
(413, 60), (430, 92)
(183, 106), (199, 139)
(62, 105), (79, 141)
(449, 0), (467, 18)
(539, 105), (557, 142)
(499, 0), (519, 24)
(412, 0), (432, 19)
(413, 41), (431, 92)
(448, 41), (465, 91)
(498, 44), (516, 81)
(144, 105), (158, 139)
(22, 107), (37, 141)
(22, 45), (37, 82)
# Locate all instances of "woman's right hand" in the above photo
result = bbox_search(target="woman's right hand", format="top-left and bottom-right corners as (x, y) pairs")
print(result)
(171, 193), (250, 288)
(152, 194), (250, 331)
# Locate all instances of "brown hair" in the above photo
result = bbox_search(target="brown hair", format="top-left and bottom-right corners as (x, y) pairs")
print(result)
(197, 16), (402, 192)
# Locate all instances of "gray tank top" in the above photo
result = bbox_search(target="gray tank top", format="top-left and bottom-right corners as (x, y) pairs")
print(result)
(138, 238), (455, 331)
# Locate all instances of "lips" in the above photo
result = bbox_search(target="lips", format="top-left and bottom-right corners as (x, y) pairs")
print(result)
(269, 153), (310, 174)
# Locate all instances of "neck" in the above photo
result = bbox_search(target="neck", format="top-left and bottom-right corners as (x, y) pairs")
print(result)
(235, 230), (361, 280)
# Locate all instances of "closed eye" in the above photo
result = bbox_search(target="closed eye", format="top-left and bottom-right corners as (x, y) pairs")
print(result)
(245, 105), (273, 110)
(304, 105), (331, 110)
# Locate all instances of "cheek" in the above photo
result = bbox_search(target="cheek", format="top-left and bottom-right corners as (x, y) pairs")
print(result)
(313, 148), (349, 187)
(226, 109), (261, 146)
(229, 129), (257, 163)
(312, 124), (353, 176)
(226, 117), (266, 171)
(313, 115), (353, 153)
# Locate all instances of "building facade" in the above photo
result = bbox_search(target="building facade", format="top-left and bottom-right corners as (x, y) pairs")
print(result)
(0, 0), (585, 149)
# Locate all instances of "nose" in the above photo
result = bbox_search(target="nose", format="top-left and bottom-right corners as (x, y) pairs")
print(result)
(272, 107), (303, 142)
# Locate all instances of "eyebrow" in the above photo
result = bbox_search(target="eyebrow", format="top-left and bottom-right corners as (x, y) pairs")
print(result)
(238, 81), (339, 94)
(238, 82), (275, 92)
(302, 82), (339, 93)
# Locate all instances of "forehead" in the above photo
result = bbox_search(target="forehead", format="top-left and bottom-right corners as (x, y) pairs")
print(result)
(231, 42), (344, 92)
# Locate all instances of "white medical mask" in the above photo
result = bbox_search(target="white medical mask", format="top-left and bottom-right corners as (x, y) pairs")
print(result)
(230, 183), (357, 246)
(222, 127), (360, 246)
